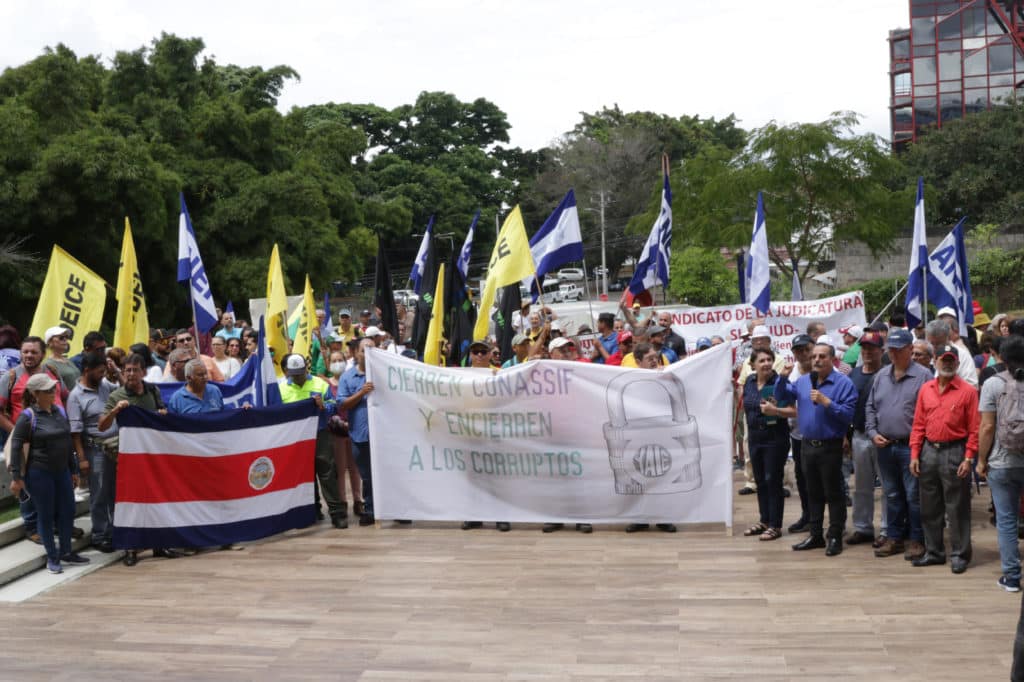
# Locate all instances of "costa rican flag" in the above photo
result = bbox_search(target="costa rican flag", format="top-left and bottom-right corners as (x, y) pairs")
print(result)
(112, 401), (318, 549)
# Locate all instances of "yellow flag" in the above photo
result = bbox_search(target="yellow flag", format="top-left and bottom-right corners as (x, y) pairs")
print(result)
(473, 206), (535, 340)
(113, 218), (150, 351)
(289, 275), (317, 359)
(30, 246), (108, 356)
(423, 263), (446, 366)
(266, 244), (290, 375)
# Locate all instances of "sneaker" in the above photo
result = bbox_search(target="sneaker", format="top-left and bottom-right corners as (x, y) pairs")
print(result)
(73, 487), (89, 503)
(1000, 576), (1021, 593)
(47, 559), (62, 574)
(61, 553), (91, 565)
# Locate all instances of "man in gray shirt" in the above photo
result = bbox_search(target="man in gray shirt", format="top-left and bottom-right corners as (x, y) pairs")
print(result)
(67, 351), (119, 553)
(865, 329), (932, 560)
(977, 335), (1024, 593)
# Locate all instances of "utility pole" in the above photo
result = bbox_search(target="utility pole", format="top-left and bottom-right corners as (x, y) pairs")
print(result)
(599, 189), (608, 296)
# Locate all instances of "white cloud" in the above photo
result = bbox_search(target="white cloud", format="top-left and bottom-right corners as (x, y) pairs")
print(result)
(1, 0), (908, 148)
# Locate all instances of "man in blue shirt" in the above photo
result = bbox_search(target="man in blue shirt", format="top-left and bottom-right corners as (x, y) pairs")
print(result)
(589, 313), (619, 364)
(339, 338), (375, 526)
(167, 360), (224, 415)
(776, 338), (858, 556)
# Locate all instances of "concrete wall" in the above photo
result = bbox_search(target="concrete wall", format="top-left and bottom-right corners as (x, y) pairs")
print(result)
(835, 231), (1024, 288)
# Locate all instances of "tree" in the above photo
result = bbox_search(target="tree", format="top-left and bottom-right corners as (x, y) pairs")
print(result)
(903, 100), (1024, 226)
(667, 247), (737, 306)
(639, 112), (909, 287)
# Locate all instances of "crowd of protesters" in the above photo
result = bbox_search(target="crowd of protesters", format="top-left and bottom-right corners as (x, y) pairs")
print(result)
(3, 298), (1024, 597)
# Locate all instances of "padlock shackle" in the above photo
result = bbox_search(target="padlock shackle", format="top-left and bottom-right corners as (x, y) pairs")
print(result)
(605, 371), (689, 428)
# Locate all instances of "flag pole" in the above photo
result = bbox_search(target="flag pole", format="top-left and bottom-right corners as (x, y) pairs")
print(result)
(869, 280), (909, 328)
(581, 257), (597, 332)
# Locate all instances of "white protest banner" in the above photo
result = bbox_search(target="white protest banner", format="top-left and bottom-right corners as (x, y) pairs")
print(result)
(365, 344), (733, 526)
(657, 291), (867, 356)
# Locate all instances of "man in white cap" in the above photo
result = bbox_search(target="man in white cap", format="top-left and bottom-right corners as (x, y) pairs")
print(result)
(735, 325), (787, 496)
(935, 307), (979, 387)
(840, 325), (864, 366)
(42, 326), (80, 390)
(363, 326), (385, 348)
(502, 334), (531, 368)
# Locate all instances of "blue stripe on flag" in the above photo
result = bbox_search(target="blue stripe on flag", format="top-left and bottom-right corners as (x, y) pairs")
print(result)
(113, 505), (317, 550)
(118, 399), (317, 434)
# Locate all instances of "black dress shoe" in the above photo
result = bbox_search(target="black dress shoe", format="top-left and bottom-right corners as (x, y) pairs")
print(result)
(911, 554), (946, 567)
(951, 557), (969, 574)
(496, 522), (511, 532)
(575, 523), (593, 534)
(656, 523), (677, 533)
(542, 523), (564, 533)
(845, 531), (875, 545)
(152, 548), (183, 559)
(792, 535), (826, 551)
(461, 521), (483, 530)
(395, 520), (412, 525)
(331, 513), (348, 529)
(738, 487), (756, 495)
(359, 514), (375, 527)
(122, 551), (138, 567)
(787, 518), (809, 533)
(625, 523), (650, 533)
(782, 488), (791, 498)
(96, 541), (115, 554)
(825, 537), (843, 556)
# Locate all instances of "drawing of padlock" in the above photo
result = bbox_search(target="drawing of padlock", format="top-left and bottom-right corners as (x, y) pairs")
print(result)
(602, 371), (702, 495)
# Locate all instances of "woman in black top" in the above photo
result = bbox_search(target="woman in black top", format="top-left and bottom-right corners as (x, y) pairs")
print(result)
(8, 373), (90, 574)
(742, 348), (791, 541)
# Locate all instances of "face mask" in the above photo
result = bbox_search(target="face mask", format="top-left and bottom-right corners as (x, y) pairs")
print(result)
(330, 362), (345, 376)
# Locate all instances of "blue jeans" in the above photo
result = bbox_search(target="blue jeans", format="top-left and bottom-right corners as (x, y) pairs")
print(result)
(352, 441), (373, 516)
(988, 467), (1024, 581)
(26, 467), (75, 562)
(86, 443), (117, 544)
(877, 443), (922, 542)
(749, 435), (788, 529)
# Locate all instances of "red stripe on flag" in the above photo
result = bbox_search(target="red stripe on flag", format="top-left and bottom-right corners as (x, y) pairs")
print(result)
(116, 440), (315, 503)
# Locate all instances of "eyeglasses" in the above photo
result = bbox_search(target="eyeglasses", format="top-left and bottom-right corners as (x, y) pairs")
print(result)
(177, 336), (192, 343)
(470, 349), (489, 355)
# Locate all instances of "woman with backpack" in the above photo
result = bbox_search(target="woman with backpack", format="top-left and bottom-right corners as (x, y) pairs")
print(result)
(6, 373), (90, 575)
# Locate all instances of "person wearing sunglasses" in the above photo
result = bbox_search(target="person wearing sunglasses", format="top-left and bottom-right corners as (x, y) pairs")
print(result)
(42, 326), (80, 392)
(7, 373), (90, 574)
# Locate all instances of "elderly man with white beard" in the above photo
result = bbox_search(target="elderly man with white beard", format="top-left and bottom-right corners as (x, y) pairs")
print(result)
(909, 342), (979, 574)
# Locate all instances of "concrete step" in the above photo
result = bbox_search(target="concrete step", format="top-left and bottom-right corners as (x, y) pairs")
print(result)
(0, 513), (96, 588)
(0, 497), (90, 548)
(0, 544), (121, 602)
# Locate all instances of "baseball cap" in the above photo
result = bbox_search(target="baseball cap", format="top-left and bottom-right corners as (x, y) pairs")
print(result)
(360, 309), (371, 316)
(751, 325), (770, 338)
(550, 320), (562, 331)
(617, 331), (633, 343)
(859, 331), (884, 347)
(936, 306), (958, 320)
(283, 353), (307, 377)
(791, 333), (814, 349)
(469, 339), (491, 351)
(839, 325), (863, 340)
(887, 329), (914, 349)
(25, 373), (58, 392)
(511, 333), (529, 346)
(338, 309), (351, 318)
(327, 332), (344, 344)
(647, 325), (667, 336)
(937, 343), (959, 361)
(44, 326), (71, 344)
(632, 302), (641, 309)
(549, 337), (574, 352)
(696, 337), (712, 350)
(816, 334), (835, 349)
(364, 326), (384, 338)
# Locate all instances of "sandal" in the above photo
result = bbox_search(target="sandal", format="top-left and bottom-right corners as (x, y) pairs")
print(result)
(759, 528), (782, 542)
(743, 523), (768, 536)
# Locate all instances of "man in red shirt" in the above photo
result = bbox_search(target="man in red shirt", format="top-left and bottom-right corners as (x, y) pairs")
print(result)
(909, 343), (979, 574)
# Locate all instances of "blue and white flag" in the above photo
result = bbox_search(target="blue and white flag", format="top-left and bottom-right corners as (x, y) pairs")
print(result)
(790, 256), (803, 302)
(905, 177), (929, 329)
(925, 217), (973, 336)
(224, 301), (235, 325)
(524, 190), (584, 300)
(628, 175), (672, 297)
(112, 399), (318, 549)
(177, 194), (219, 334)
(320, 291), (333, 338)
(156, 316), (281, 409)
(456, 211), (479, 283)
(745, 192), (771, 315)
(410, 216), (435, 295)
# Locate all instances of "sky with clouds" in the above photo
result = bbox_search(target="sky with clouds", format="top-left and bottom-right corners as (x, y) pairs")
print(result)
(1, 1), (910, 149)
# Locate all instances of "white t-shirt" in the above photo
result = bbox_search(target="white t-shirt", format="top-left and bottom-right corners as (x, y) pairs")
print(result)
(214, 357), (242, 380)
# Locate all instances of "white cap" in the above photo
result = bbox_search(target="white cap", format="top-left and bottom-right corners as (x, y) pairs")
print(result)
(751, 325), (770, 338)
(936, 306), (958, 320)
(550, 319), (562, 331)
(841, 325), (863, 340)
(44, 326), (70, 344)
(548, 337), (574, 352)
(816, 334), (835, 348)
(283, 354), (307, 376)
(364, 326), (384, 338)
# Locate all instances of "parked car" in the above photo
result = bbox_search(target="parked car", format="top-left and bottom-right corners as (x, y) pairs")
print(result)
(557, 267), (584, 282)
(393, 289), (419, 306)
(608, 277), (630, 292)
(592, 266), (608, 278)
(557, 283), (583, 302)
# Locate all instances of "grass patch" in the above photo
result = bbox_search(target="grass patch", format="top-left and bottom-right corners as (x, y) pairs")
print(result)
(0, 504), (20, 525)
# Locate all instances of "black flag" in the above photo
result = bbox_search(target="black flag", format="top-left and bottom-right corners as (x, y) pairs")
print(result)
(493, 283), (522, 363)
(445, 254), (475, 367)
(373, 239), (399, 342)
